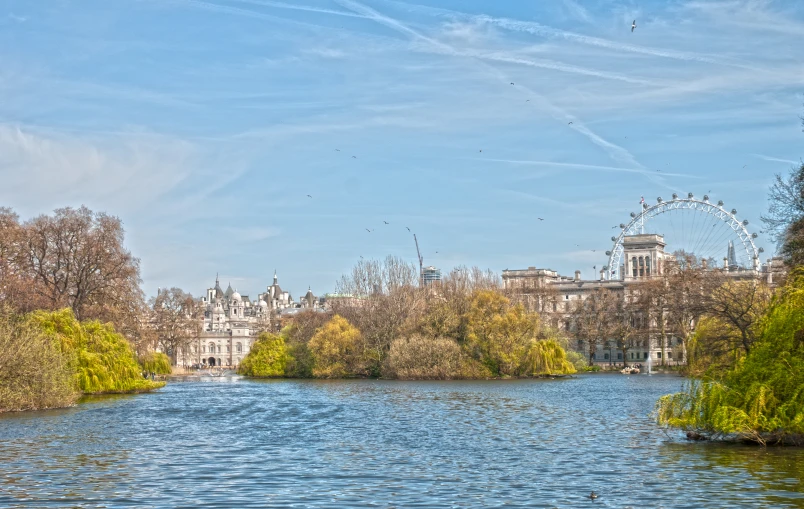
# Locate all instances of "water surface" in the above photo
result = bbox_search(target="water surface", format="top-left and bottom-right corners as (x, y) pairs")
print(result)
(1, 374), (802, 508)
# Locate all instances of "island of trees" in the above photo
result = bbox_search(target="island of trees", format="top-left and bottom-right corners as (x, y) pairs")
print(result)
(237, 261), (578, 380)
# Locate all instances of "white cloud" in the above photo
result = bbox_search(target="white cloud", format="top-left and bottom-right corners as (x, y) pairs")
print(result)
(0, 124), (195, 216)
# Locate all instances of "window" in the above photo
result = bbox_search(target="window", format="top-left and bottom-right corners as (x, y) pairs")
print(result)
(226, 345), (230, 353)
(217, 345), (221, 353)
(646, 258), (651, 277)
(644, 352), (649, 359)
(577, 339), (583, 348)
(209, 343), (215, 353)
(617, 353), (622, 360)
(632, 257), (637, 277)
(657, 352), (662, 358)
(604, 353), (609, 360)
(668, 352), (673, 359)
(236, 343), (242, 353)
(565, 295), (569, 300)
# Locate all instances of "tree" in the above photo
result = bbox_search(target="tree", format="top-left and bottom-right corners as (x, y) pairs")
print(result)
(569, 288), (619, 364)
(150, 288), (201, 366)
(282, 310), (332, 377)
(762, 162), (804, 266)
(332, 256), (426, 376)
(707, 278), (771, 355)
(464, 290), (538, 376)
(19, 206), (142, 321)
(385, 334), (487, 380)
(308, 315), (363, 378)
(238, 333), (289, 377)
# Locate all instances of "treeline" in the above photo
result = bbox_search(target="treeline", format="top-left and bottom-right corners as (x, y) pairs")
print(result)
(239, 259), (578, 380)
(0, 206), (166, 412)
(656, 161), (804, 445)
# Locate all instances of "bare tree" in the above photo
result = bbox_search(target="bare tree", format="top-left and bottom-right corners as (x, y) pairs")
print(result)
(17, 206), (142, 321)
(150, 288), (201, 366)
(706, 278), (771, 355)
(569, 288), (619, 364)
(761, 162), (804, 253)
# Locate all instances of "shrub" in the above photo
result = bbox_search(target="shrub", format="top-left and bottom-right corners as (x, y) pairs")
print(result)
(385, 334), (490, 380)
(238, 333), (290, 377)
(31, 309), (164, 394)
(0, 309), (78, 412)
(565, 350), (589, 371)
(139, 351), (172, 375)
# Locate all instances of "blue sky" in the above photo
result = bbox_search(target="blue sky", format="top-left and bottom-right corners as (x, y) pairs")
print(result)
(1, 0), (802, 300)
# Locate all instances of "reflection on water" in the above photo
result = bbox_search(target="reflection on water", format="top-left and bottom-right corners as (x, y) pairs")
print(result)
(1, 374), (802, 508)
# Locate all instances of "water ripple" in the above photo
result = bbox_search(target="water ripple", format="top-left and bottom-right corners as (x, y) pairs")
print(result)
(1, 375), (802, 508)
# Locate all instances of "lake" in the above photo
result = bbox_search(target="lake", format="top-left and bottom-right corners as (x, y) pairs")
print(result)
(1, 374), (803, 508)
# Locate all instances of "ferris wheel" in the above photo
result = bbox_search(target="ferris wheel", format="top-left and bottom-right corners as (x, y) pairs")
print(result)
(604, 193), (762, 280)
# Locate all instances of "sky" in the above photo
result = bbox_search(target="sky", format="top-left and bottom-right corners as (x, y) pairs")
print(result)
(1, 0), (802, 300)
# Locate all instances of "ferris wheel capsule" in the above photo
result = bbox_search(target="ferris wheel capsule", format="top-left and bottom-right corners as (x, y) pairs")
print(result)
(743, 219), (749, 226)
(672, 193), (678, 199)
(688, 192), (694, 198)
(605, 251), (612, 256)
(759, 247), (765, 253)
(703, 195), (709, 201)
(657, 197), (662, 203)
(732, 209), (737, 215)
(630, 212), (636, 218)
(752, 233), (758, 238)
(718, 200), (724, 207)
(611, 236), (617, 242)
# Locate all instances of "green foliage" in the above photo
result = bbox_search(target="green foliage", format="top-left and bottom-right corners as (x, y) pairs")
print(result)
(139, 351), (172, 375)
(524, 339), (577, 376)
(464, 290), (537, 376)
(656, 269), (804, 444)
(31, 309), (164, 394)
(565, 350), (589, 372)
(308, 315), (363, 378)
(238, 333), (290, 377)
(0, 308), (78, 412)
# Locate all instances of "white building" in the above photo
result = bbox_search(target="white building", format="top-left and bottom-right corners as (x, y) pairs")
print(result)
(176, 273), (322, 368)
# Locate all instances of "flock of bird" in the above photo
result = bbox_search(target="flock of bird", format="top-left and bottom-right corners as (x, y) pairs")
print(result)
(302, 19), (755, 280)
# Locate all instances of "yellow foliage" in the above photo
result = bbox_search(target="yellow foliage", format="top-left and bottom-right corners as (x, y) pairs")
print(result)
(309, 315), (362, 378)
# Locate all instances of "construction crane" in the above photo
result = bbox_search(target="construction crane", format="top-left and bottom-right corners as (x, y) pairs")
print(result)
(413, 234), (423, 286)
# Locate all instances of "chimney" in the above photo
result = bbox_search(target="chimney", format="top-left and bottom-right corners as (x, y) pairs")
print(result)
(723, 257), (729, 272)
(599, 269), (605, 281)
(574, 270), (581, 282)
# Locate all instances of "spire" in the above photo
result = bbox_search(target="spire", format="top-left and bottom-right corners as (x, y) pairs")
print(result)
(273, 270), (278, 284)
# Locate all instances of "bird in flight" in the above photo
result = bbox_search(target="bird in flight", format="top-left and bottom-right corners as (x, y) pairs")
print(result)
(526, 99), (530, 102)
(365, 228), (372, 233)
(306, 195), (312, 198)
(510, 82), (514, 85)
(406, 226), (410, 232)
(335, 149), (340, 152)
(352, 155), (357, 159)
(383, 221), (389, 225)
(479, 149), (482, 152)
(743, 165), (747, 168)
(631, 20), (636, 32)
(538, 217), (544, 221)
(568, 121), (573, 125)
(612, 225), (619, 228)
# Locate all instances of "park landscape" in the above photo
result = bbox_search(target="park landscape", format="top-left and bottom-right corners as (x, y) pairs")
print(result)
(1, 1), (804, 507)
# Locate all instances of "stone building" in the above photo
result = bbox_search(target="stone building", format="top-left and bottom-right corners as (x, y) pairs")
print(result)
(175, 273), (323, 368)
(503, 234), (782, 366)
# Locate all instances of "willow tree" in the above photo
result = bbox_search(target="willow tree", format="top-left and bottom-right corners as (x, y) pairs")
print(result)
(656, 269), (804, 445)
(308, 315), (363, 378)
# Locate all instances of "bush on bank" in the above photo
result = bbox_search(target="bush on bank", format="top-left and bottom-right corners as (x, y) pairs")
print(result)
(656, 269), (804, 445)
(0, 308), (164, 412)
(237, 333), (289, 377)
(139, 351), (172, 375)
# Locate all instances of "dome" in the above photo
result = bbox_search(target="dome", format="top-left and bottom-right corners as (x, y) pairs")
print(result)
(232, 291), (242, 301)
(258, 300), (268, 308)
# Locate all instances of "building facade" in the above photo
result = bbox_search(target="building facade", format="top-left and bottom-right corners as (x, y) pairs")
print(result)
(174, 273), (323, 368)
(503, 234), (782, 366)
